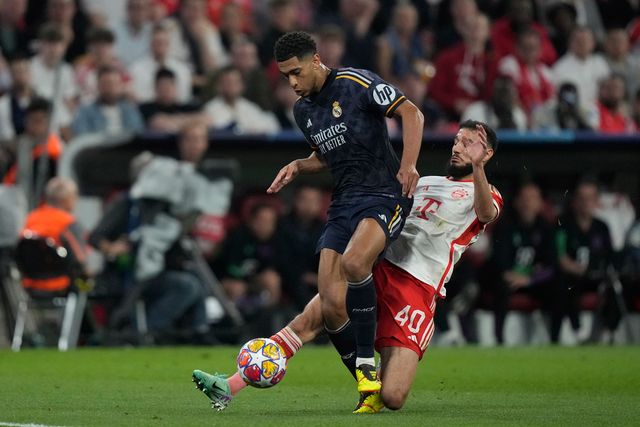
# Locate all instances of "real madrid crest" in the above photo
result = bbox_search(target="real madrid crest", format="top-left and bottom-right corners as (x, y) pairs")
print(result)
(332, 101), (342, 118)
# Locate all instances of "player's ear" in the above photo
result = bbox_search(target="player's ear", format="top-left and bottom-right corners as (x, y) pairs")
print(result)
(483, 148), (494, 163)
(312, 53), (321, 68)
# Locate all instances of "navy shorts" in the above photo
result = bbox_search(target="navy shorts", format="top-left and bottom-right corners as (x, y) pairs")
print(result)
(316, 194), (412, 254)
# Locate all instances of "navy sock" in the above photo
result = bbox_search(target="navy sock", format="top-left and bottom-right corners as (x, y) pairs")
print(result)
(346, 274), (376, 366)
(326, 321), (357, 379)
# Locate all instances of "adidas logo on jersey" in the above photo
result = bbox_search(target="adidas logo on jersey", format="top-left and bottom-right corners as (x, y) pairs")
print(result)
(306, 118), (312, 128)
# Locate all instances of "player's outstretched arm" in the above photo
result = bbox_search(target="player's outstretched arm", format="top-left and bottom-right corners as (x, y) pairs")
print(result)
(394, 100), (424, 198)
(466, 124), (498, 223)
(267, 152), (326, 194)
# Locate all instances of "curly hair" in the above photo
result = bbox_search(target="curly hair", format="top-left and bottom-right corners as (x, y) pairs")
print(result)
(274, 31), (317, 62)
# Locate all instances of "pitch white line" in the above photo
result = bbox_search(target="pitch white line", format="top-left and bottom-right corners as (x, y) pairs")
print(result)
(0, 422), (70, 427)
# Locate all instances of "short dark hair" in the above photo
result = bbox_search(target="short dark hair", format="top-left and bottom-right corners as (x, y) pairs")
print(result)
(274, 31), (316, 63)
(38, 23), (65, 42)
(87, 28), (115, 45)
(26, 97), (52, 115)
(155, 67), (176, 82)
(459, 119), (498, 151)
(97, 65), (120, 79)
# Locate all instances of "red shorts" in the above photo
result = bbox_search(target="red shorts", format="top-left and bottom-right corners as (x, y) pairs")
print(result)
(374, 259), (438, 360)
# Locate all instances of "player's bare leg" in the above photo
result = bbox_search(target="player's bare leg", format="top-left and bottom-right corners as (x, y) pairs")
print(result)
(379, 346), (420, 410)
(192, 296), (326, 410)
(342, 219), (387, 393)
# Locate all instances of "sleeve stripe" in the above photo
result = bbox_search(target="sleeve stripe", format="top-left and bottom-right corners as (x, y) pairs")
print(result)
(385, 95), (406, 116)
(335, 75), (369, 88)
(336, 70), (372, 84)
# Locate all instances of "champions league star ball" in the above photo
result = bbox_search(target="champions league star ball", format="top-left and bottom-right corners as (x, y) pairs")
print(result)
(236, 338), (287, 388)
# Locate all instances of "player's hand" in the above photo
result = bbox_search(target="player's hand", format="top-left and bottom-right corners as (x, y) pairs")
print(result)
(397, 165), (419, 198)
(267, 161), (299, 194)
(464, 124), (489, 167)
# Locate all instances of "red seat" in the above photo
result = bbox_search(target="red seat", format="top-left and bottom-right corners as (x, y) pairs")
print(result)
(508, 294), (541, 312)
(579, 292), (600, 311)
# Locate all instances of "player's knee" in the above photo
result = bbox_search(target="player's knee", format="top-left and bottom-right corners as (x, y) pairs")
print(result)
(341, 251), (370, 280)
(381, 386), (408, 410)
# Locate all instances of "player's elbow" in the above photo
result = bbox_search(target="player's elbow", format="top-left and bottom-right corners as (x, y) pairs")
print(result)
(381, 387), (409, 410)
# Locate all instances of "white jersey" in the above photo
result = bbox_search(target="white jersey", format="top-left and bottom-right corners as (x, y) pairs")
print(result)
(385, 176), (503, 297)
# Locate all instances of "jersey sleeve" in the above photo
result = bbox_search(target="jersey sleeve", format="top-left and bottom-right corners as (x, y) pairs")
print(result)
(293, 100), (319, 152)
(361, 73), (407, 118)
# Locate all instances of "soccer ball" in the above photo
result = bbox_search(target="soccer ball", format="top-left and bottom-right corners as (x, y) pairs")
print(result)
(236, 338), (287, 388)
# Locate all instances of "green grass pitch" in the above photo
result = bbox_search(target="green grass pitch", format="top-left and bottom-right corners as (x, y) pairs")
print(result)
(1, 346), (639, 426)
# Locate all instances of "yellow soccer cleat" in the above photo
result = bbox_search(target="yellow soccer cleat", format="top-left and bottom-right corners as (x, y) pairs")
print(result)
(353, 391), (384, 414)
(355, 364), (381, 394)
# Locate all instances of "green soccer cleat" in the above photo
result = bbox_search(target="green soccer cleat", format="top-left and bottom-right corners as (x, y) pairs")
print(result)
(192, 369), (232, 411)
(353, 391), (385, 414)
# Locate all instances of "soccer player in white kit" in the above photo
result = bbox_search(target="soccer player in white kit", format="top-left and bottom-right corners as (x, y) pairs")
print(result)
(193, 120), (503, 413)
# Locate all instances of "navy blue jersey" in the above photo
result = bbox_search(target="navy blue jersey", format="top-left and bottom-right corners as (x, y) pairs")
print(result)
(293, 68), (407, 199)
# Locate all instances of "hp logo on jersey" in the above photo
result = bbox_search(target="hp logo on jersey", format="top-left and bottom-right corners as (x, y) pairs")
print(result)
(373, 84), (396, 106)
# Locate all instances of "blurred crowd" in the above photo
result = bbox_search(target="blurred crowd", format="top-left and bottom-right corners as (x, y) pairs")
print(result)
(0, 0), (639, 147)
(0, 0), (640, 348)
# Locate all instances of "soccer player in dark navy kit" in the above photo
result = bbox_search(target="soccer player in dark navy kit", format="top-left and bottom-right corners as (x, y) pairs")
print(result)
(267, 31), (424, 404)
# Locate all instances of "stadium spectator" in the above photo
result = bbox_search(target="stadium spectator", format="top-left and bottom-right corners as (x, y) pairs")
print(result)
(0, 53), (38, 140)
(593, 74), (636, 134)
(544, 1), (578, 57)
(0, 0), (30, 59)
(430, 14), (495, 121)
(3, 98), (63, 210)
(315, 25), (346, 70)
(461, 75), (527, 130)
(45, 0), (91, 63)
(272, 79), (298, 130)
(603, 28), (640, 99)
(551, 26), (610, 112)
(532, 82), (594, 131)
(552, 178), (613, 344)
(139, 68), (205, 132)
(324, 0), (380, 71)
(496, 28), (555, 117)
(397, 71), (445, 131)
(83, 0), (127, 29)
(376, 1), (425, 84)
(434, 0), (479, 51)
(21, 177), (88, 293)
(30, 24), (76, 136)
(214, 202), (289, 336)
(279, 185), (325, 310)
(595, 0), (638, 30)
(164, 0), (228, 88)
(75, 28), (129, 105)
(491, 0), (557, 66)
(204, 66), (280, 134)
(218, 2), (248, 55)
(490, 181), (555, 344)
(112, 0), (153, 68)
(129, 24), (192, 103)
(72, 65), (144, 137)
(228, 38), (273, 111)
(257, 0), (299, 67)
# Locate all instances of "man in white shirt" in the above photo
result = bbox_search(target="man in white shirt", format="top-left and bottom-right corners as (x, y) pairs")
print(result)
(192, 120), (503, 413)
(112, 0), (153, 68)
(29, 24), (76, 134)
(0, 53), (38, 140)
(552, 26), (610, 112)
(204, 66), (280, 134)
(72, 65), (144, 137)
(129, 23), (192, 103)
